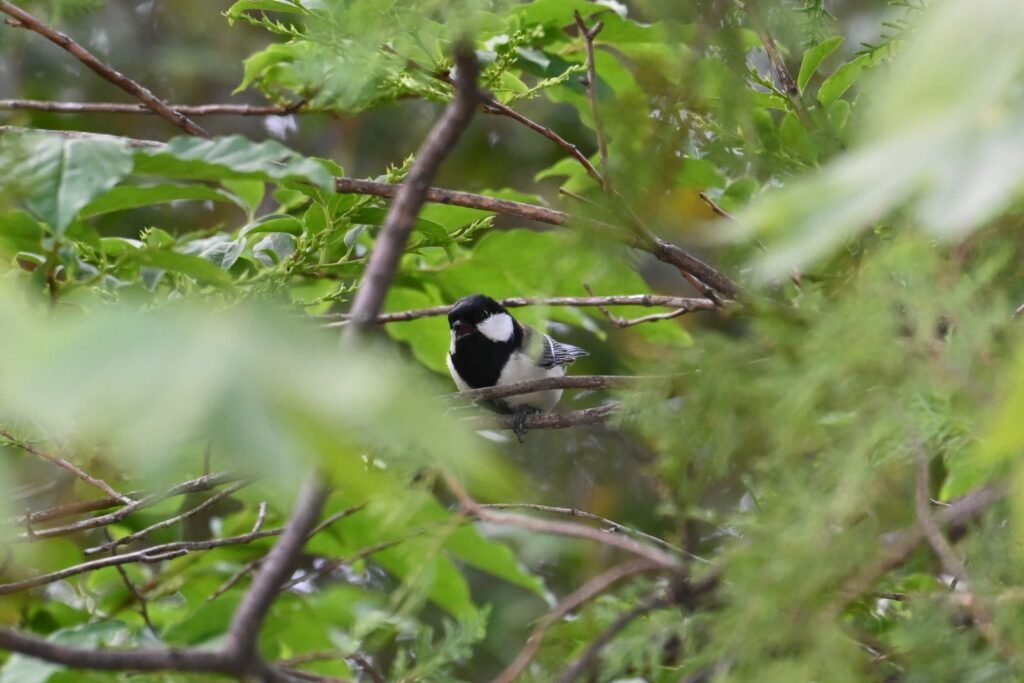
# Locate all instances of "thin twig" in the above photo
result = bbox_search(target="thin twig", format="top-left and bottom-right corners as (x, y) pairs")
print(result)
(445, 474), (680, 570)
(0, 429), (133, 505)
(698, 191), (735, 221)
(322, 294), (716, 327)
(279, 539), (400, 592)
(835, 483), (1006, 611)
(479, 503), (699, 561)
(573, 11), (609, 189)
(84, 480), (252, 555)
(490, 559), (661, 683)
(914, 450), (1006, 655)
(0, 2), (210, 137)
(582, 284), (692, 328)
(758, 28), (814, 129)
(12, 472), (241, 542)
(0, 99), (302, 116)
(344, 44), (481, 334)
(556, 591), (670, 683)
(349, 654), (386, 683)
(104, 530), (158, 634)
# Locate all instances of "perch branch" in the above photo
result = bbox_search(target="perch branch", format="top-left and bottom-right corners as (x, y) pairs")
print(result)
(0, 428), (133, 504)
(0, 2), (210, 137)
(344, 45), (481, 334)
(446, 374), (678, 403)
(469, 403), (620, 432)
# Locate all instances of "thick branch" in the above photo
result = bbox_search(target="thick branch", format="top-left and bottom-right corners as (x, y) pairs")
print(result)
(225, 474), (329, 666)
(323, 294), (716, 327)
(0, 99), (300, 116)
(344, 45), (481, 334)
(0, 2), (210, 137)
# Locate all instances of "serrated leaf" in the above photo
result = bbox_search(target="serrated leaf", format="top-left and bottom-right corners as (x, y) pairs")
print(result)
(798, 36), (843, 93)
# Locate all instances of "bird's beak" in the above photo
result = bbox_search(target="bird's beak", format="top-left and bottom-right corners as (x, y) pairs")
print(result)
(452, 321), (476, 339)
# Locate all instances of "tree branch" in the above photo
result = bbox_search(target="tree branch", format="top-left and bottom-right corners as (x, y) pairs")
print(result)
(225, 473), (329, 667)
(574, 11), (609, 190)
(322, 294), (716, 327)
(0, 428), (133, 504)
(555, 591), (670, 683)
(344, 44), (481, 334)
(445, 474), (681, 569)
(490, 559), (662, 683)
(445, 374), (675, 403)
(0, 125), (740, 298)
(469, 403), (619, 432)
(0, 2), (210, 138)
(0, 99), (302, 116)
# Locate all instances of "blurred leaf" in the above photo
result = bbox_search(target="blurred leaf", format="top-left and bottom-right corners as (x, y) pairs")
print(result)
(817, 53), (867, 107)
(79, 183), (239, 218)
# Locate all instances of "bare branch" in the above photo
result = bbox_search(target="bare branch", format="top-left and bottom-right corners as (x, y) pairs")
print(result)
(574, 11), (609, 189)
(835, 483), (1006, 610)
(698, 191), (735, 221)
(582, 283), (694, 328)
(0, 428), (133, 504)
(225, 473), (330, 666)
(490, 559), (662, 683)
(0, 99), (302, 116)
(480, 503), (701, 561)
(344, 44), (481, 334)
(84, 480), (252, 555)
(322, 294), (716, 327)
(445, 474), (681, 569)
(757, 28), (814, 129)
(12, 472), (241, 541)
(556, 591), (670, 683)
(0, 2), (210, 137)
(469, 403), (619, 432)
(914, 450), (1006, 655)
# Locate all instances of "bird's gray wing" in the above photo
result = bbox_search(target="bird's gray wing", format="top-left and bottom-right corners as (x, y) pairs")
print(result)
(538, 334), (589, 369)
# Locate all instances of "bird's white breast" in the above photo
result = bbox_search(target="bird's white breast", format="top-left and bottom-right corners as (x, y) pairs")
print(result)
(495, 350), (566, 412)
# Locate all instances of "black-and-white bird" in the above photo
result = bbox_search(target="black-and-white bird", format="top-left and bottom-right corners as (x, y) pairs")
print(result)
(446, 294), (589, 439)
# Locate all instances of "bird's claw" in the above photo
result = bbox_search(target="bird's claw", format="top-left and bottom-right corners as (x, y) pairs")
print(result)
(512, 405), (539, 442)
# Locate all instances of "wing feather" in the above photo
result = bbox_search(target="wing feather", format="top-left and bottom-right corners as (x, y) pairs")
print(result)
(538, 334), (589, 368)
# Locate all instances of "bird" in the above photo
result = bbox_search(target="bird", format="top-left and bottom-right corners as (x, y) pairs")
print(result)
(446, 294), (589, 440)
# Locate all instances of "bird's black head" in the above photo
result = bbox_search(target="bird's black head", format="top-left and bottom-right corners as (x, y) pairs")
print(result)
(448, 294), (509, 340)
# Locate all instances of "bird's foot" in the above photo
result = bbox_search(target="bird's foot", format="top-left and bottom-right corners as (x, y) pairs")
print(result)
(512, 405), (540, 442)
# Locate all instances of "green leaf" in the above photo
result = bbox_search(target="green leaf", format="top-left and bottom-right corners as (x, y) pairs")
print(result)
(134, 136), (335, 190)
(222, 179), (266, 215)
(135, 249), (234, 285)
(7, 136), (133, 233)
(0, 210), (45, 256)
(242, 213), (303, 236)
(817, 54), (868, 107)
(797, 36), (843, 93)
(79, 183), (239, 218)
(225, 0), (306, 23)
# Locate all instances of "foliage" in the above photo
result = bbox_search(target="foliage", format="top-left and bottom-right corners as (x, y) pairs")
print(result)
(2, 0), (1024, 681)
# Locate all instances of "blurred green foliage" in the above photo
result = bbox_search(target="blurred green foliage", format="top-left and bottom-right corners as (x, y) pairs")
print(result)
(2, 0), (1024, 681)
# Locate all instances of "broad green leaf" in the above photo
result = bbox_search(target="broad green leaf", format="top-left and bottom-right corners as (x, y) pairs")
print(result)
(0, 210), (45, 256)
(4, 136), (133, 233)
(79, 183), (238, 218)
(134, 136), (335, 190)
(222, 179), (266, 215)
(242, 213), (303, 236)
(135, 249), (235, 285)
(817, 54), (868, 107)
(798, 36), (843, 93)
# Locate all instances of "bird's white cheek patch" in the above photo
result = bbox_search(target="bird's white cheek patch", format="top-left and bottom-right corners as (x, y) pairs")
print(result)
(477, 312), (514, 342)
